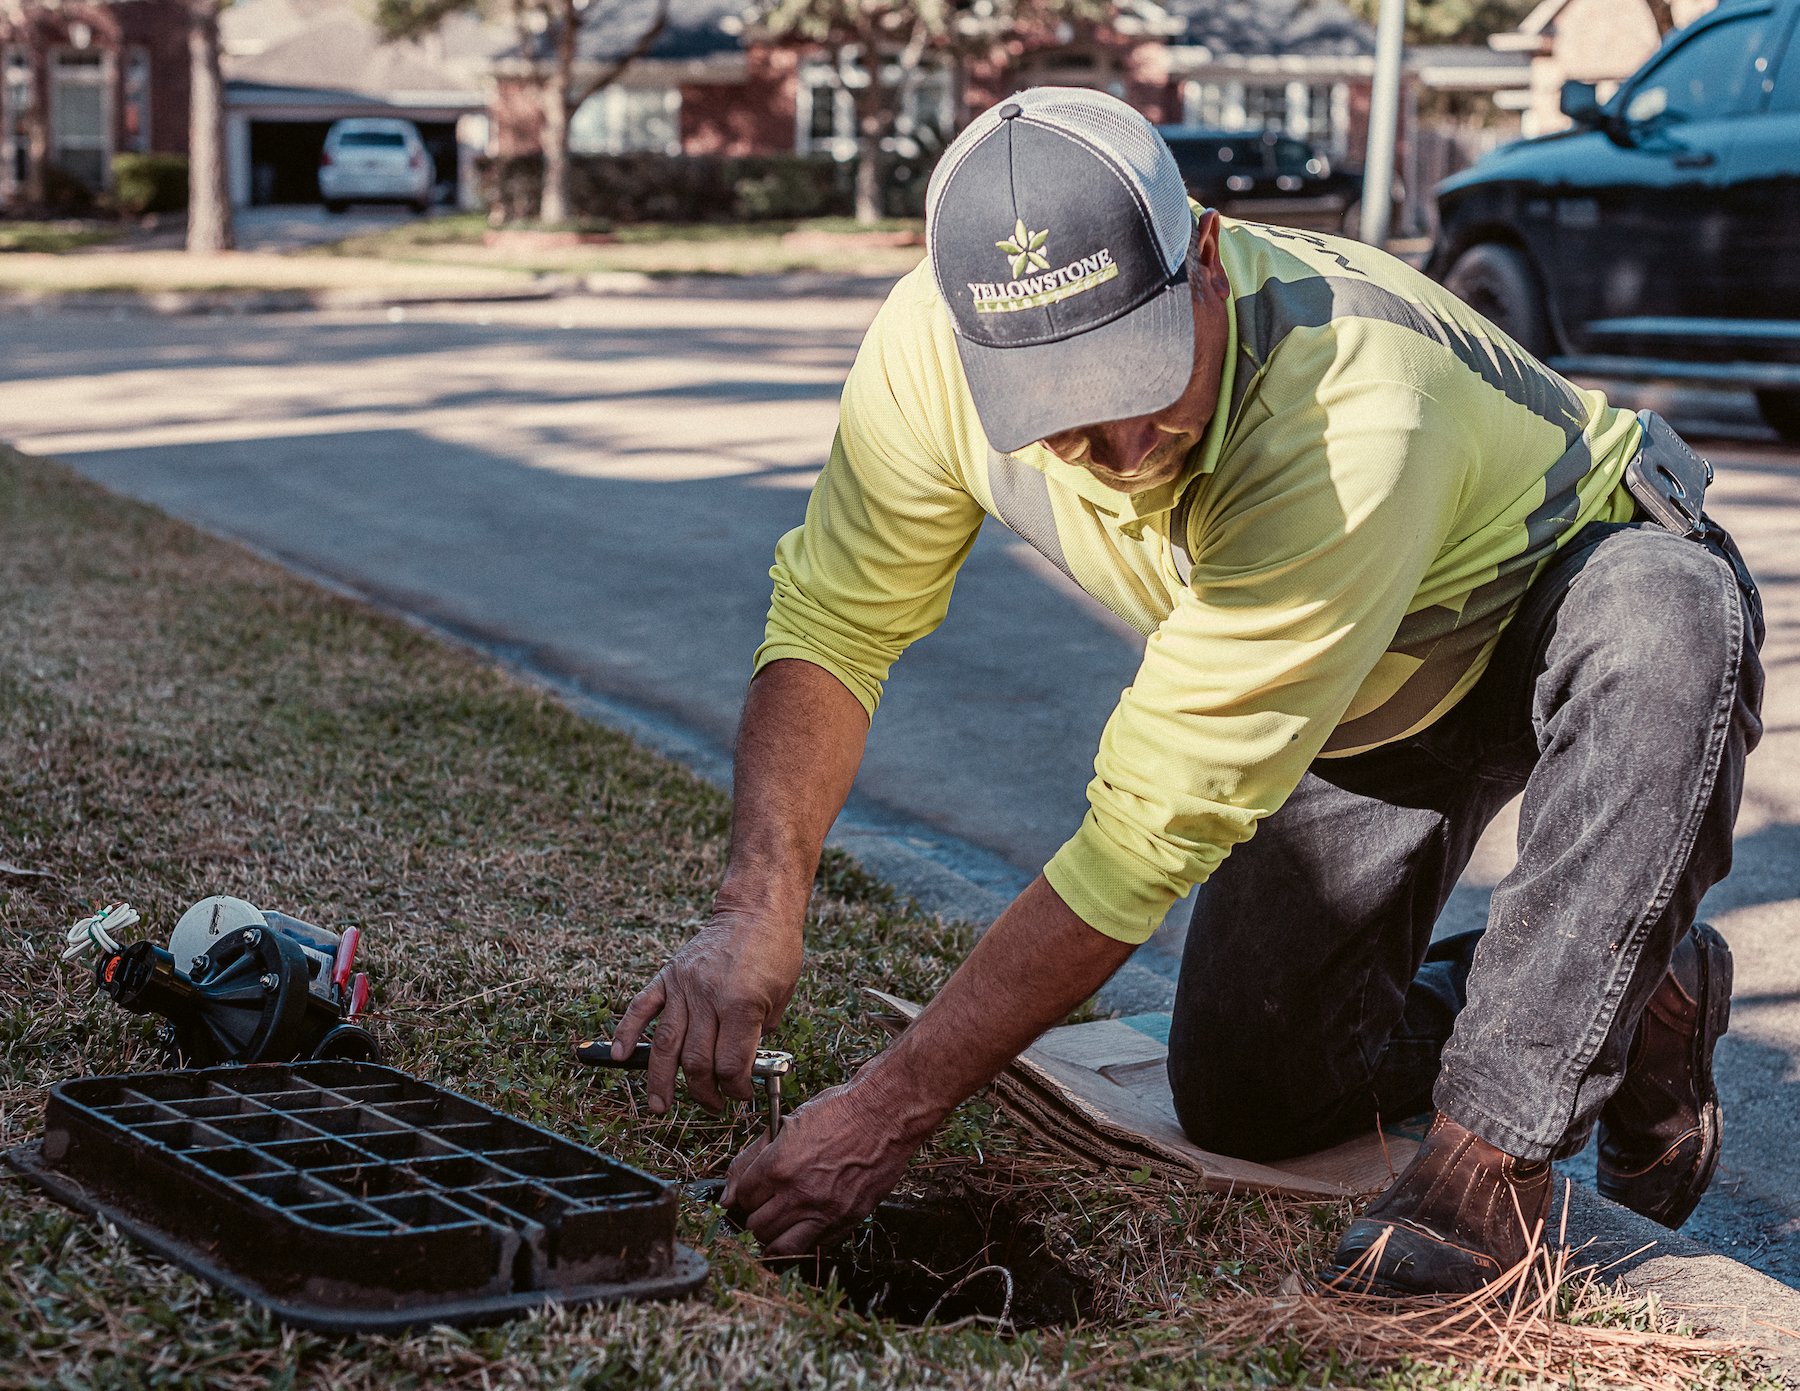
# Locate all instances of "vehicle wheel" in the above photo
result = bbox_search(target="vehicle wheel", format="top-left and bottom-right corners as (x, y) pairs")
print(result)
(410, 198), (430, 215)
(1756, 389), (1800, 444)
(324, 200), (348, 215)
(1444, 242), (1550, 357)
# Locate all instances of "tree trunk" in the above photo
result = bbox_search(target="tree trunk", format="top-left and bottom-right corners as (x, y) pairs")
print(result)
(538, 0), (577, 225)
(540, 84), (570, 224)
(853, 80), (883, 225)
(186, 0), (233, 252)
(21, 62), (47, 208)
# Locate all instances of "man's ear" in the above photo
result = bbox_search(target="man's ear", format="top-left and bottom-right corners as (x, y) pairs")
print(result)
(1191, 209), (1228, 300)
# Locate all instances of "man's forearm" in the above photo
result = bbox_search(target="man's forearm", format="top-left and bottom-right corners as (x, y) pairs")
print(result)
(854, 875), (1138, 1138)
(721, 658), (870, 920)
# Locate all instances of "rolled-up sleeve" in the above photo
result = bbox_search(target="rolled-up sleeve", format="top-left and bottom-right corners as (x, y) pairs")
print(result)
(1045, 373), (1471, 943)
(754, 289), (986, 717)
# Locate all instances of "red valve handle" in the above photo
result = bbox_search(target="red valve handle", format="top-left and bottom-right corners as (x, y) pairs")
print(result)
(331, 926), (361, 993)
(346, 972), (370, 1021)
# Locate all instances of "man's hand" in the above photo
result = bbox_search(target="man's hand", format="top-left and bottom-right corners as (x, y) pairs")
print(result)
(610, 905), (803, 1115)
(608, 660), (869, 1119)
(711, 875), (1135, 1255)
(721, 1076), (934, 1256)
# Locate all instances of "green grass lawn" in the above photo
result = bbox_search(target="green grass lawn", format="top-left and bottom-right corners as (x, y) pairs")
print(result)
(319, 214), (929, 279)
(0, 445), (1772, 1389)
(0, 220), (122, 254)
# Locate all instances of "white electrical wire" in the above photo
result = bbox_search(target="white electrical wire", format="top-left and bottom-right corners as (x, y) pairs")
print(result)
(62, 903), (140, 962)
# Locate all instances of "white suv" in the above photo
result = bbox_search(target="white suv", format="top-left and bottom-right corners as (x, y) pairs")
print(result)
(319, 118), (433, 214)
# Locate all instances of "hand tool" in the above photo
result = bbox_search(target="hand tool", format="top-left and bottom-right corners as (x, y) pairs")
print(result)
(575, 1038), (795, 1142)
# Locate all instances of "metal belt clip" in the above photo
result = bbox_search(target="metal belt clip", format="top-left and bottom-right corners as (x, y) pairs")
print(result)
(1626, 409), (1712, 540)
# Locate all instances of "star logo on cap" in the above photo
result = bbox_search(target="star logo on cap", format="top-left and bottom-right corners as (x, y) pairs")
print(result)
(996, 219), (1050, 278)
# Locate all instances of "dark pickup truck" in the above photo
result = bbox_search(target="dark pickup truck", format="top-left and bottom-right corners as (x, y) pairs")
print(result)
(1429, 0), (1800, 441)
(1158, 127), (1368, 235)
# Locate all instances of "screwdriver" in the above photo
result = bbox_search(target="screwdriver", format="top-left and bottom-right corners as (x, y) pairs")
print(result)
(575, 1038), (795, 1142)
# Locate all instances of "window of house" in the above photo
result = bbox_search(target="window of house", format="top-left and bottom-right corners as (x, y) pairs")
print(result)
(51, 48), (110, 189)
(2, 49), (30, 199)
(800, 68), (850, 156)
(1182, 79), (1347, 153)
(121, 48), (149, 153)
(1184, 79), (1233, 128)
(797, 61), (951, 160)
(1299, 83), (1333, 142)
(568, 85), (680, 155)
(1240, 83), (1287, 133)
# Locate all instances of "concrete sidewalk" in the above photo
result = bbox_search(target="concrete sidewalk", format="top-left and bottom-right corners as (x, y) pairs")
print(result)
(0, 247), (545, 312)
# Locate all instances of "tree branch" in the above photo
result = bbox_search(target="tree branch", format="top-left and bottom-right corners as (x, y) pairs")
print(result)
(570, 0), (672, 110)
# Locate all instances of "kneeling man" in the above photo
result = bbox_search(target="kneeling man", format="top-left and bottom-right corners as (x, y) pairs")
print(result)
(614, 88), (1764, 1293)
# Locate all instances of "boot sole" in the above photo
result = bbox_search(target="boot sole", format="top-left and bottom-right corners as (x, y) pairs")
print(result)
(1321, 1218), (1503, 1297)
(1681, 922), (1732, 1225)
(1599, 922), (1731, 1229)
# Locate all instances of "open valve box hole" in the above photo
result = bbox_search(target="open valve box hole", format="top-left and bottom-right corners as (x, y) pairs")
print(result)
(773, 1186), (1094, 1330)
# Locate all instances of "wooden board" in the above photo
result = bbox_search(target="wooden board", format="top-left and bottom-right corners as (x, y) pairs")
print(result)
(867, 989), (1419, 1200)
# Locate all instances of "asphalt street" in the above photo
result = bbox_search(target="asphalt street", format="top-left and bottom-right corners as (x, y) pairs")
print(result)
(6, 293), (1800, 1285)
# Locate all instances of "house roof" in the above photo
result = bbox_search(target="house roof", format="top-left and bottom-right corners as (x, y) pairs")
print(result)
(1161, 0), (1375, 57)
(1409, 43), (1532, 90)
(562, 0), (745, 65)
(222, 0), (503, 98)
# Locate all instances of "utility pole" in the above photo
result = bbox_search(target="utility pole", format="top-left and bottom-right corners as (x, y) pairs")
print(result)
(1360, 0), (1404, 247)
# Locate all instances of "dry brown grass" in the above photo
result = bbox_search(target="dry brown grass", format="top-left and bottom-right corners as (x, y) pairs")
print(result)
(1209, 1186), (1752, 1390)
(0, 443), (1779, 1389)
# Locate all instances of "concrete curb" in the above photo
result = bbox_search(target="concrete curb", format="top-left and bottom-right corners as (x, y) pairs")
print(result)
(571, 270), (914, 301)
(1565, 1184), (1800, 1380)
(0, 285), (556, 316)
(118, 504), (1800, 1384)
(0, 269), (903, 317)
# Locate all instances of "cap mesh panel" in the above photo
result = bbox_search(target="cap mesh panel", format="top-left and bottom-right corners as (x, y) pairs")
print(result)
(1020, 89), (1194, 273)
(926, 87), (1193, 274)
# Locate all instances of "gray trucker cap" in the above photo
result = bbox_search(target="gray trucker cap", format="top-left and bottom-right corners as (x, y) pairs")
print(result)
(925, 87), (1197, 454)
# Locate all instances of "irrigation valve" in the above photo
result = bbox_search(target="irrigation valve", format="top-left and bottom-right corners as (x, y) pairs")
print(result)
(68, 896), (380, 1067)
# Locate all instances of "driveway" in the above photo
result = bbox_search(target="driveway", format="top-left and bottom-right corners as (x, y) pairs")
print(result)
(5, 293), (1799, 1283)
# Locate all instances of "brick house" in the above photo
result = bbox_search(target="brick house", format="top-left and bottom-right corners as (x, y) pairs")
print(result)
(489, 0), (1385, 169)
(1160, 0), (1377, 160)
(1, 0), (189, 207)
(1491, 0), (1720, 136)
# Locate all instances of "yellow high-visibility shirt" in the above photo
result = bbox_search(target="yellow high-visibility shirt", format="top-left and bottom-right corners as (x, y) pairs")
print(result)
(756, 218), (1641, 944)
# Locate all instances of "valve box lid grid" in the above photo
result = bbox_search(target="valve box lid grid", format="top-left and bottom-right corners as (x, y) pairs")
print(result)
(5, 1062), (708, 1333)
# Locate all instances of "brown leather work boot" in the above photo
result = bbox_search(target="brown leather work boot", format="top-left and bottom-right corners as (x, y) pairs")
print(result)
(1596, 922), (1733, 1229)
(1324, 1114), (1551, 1295)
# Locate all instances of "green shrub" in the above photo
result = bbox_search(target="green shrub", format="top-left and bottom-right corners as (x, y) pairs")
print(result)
(40, 162), (97, 215)
(477, 151), (851, 224)
(880, 147), (942, 218)
(111, 153), (189, 215)
(728, 154), (846, 220)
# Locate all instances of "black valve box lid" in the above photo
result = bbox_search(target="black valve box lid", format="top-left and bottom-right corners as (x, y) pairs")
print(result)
(6, 1061), (706, 1333)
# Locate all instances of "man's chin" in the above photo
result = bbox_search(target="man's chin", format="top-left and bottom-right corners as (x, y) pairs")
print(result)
(1090, 461), (1186, 494)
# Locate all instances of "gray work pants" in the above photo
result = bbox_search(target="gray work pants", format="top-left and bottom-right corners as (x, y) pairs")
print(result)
(1166, 518), (1765, 1163)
